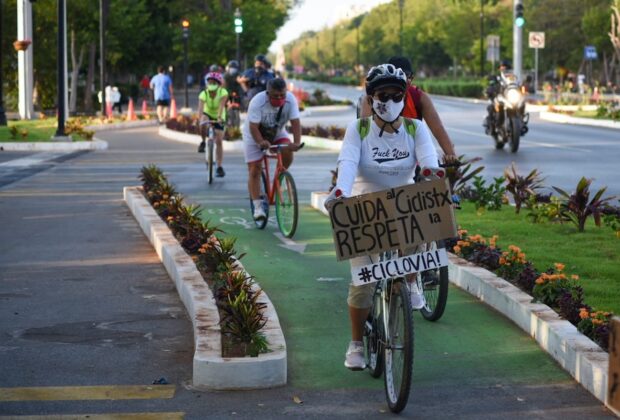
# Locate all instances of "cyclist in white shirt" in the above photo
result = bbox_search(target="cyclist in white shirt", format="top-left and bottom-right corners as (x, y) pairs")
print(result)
(325, 63), (439, 370)
(243, 78), (302, 221)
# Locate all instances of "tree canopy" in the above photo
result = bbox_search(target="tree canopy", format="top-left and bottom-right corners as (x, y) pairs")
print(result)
(1, 0), (296, 111)
(284, 0), (617, 81)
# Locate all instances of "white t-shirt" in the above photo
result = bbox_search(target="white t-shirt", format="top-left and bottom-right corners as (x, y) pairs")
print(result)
(336, 118), (438, 197)
(242, 91), (300, 142)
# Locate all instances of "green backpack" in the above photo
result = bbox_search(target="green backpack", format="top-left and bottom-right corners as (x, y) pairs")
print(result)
(356, 116), (417, 141)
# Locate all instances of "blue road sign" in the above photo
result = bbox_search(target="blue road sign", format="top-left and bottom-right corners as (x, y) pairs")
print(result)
(584, 45), (598, 61)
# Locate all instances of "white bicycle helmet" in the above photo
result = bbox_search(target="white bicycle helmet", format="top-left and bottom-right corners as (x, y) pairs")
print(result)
(365, 63), (407, 95)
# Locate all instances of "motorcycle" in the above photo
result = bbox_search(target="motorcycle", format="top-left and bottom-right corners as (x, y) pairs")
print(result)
(484, 72), (529, 153)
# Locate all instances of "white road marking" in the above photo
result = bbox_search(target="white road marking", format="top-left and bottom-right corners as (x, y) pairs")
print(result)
(0, 152), (68, 167)
(446, 127), (591, 152)
(316, 277), (344, 282)
(273, 232), (307, 254)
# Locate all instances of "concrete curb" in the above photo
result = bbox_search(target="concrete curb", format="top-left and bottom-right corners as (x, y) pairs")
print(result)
(447, 255), (609, 405)
(539, 111), (620, 130)
(157, 126), (245, 151)
(309, 191), (610, 407)
(86, 119), (159, 132)
(0, 139), (108, 151)
(157, 126), (342, 152)
(124, 186), (286, 390)
(0, 119), (160, 151)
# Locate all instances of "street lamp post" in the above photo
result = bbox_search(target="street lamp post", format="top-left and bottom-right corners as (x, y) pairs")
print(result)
(234, 8), (242, 66)
(99, 0), (108, 117)
(398, 0), (404, 55)
(480, 0), (484, 78)
(0, 0), (7, 126)
(55, 0), (66, 137)
(181, 18), (190, 109)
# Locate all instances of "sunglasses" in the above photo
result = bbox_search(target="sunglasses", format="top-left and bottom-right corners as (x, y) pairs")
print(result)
(375, 92), (405, 103)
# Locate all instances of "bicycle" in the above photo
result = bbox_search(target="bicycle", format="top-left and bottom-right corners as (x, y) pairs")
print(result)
(364, 250), (414, 413)
(200, 120), (215, 184)
(250, 142), (304, 238)
(412, 163), (461, 322)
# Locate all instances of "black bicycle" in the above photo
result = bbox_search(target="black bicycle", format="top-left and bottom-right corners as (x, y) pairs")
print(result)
(413, 164), (460, 322)
(364, 251), (414, 413)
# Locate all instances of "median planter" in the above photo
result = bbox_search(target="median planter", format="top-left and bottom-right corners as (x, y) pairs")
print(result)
(124, 186), (286, 390)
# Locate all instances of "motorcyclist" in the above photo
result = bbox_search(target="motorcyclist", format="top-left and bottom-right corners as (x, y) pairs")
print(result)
(484, 60), (512, 135)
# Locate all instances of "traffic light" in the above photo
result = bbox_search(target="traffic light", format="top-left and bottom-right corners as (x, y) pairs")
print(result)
(181, 18), (190, 38)
(234, 8), (243, 34)
(515, 3), (525, 27)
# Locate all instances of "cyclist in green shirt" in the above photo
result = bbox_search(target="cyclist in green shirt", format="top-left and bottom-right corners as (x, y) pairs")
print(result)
(198, 72), (229, 177)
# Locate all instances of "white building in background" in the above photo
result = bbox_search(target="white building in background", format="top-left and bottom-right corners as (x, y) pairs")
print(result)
(275, 45), (286, 76)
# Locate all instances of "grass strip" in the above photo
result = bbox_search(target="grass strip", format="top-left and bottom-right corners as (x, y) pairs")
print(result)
(455, 202), (620, 313)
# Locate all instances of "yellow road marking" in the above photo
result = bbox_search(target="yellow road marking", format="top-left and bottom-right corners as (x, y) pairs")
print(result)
(0, 385), (175, 402)
(0, 413), (184, 420)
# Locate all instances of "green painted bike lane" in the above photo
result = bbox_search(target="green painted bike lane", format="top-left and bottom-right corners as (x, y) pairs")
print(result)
(201, 204), (574, 391)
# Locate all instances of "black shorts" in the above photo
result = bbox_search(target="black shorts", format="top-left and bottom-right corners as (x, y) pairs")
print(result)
(202, 114), (224, 131)
(156, 99), (170, 107)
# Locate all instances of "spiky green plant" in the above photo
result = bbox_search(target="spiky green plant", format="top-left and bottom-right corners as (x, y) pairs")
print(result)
(553, 177), (616, 232)
(504, 163), (545, 214)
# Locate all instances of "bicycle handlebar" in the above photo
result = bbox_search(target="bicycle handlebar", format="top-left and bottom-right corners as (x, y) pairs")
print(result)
(262, 142), (305, 152)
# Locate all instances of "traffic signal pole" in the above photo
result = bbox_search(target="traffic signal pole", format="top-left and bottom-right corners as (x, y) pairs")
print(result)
(513, 0), (524, 80)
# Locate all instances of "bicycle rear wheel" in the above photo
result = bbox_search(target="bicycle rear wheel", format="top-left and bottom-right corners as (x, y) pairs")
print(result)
(250, 171), (269, 229)
(384, 280), (413, 413)
(419, 240), (449, 322)
(364, 284), (384, 378)
(275, 171), (298, 238)
(206, 139), (214, 184)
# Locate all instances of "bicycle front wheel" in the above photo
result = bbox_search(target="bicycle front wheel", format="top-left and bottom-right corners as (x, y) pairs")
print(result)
(419, 240), (449, 322)
(364, 284), (384, 378)
(384, 280), (413, 413)
(275, 171), (298, 238)
(206, 139), (214, 185)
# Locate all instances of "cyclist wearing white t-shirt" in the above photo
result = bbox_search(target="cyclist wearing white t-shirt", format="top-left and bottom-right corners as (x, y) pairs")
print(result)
(325, 63), (439, 371)
(243, 78), (302, 221)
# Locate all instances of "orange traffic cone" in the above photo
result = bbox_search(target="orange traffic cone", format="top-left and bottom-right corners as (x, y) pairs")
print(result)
(169, 98), (177, 119)
(105, 101), (113, 119)
(127, 98), (137, 121)
(141, 99), (148, 116)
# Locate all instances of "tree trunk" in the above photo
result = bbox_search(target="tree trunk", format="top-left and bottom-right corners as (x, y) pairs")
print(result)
(69, 30), (84, 114)
(84, 43), (96, 112)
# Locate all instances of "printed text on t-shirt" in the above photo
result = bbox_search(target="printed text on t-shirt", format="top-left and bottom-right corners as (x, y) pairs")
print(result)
(371, 147), (410, 164)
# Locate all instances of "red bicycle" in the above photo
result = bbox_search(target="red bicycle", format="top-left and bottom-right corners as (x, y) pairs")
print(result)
(250, 143), (304, 238)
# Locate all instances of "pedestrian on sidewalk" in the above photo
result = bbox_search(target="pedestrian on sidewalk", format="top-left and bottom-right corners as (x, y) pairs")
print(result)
(150, 66), (174, 124)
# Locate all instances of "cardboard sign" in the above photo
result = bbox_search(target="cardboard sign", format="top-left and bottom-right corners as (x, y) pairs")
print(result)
(609, 317), (620, 414)
(351, 248), (449, 286)
(328, 179), (457, 261)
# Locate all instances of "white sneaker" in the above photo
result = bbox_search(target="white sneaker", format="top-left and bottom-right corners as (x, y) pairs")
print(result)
(409, 282), (426, 310)
(253, 205), (266, 221)
(344, 341), (366, 370)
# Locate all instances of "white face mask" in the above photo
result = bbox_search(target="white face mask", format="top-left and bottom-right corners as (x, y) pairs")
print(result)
(372, 99), (404, 122)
